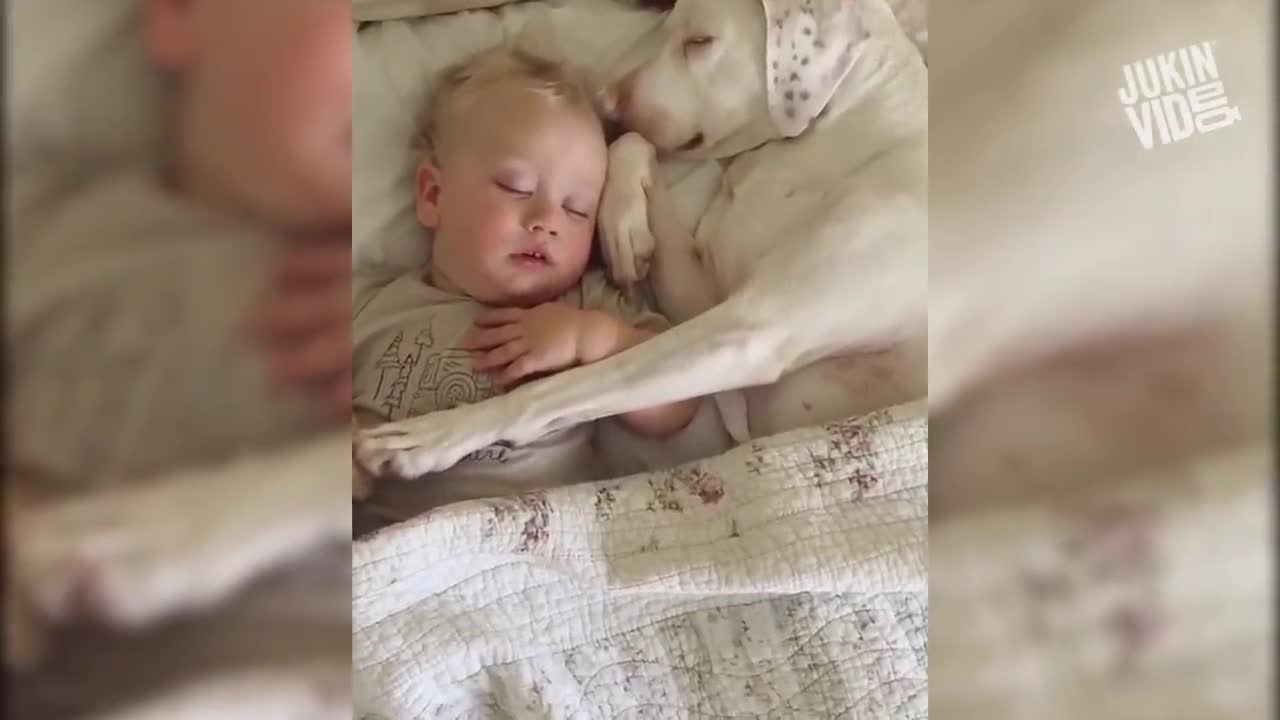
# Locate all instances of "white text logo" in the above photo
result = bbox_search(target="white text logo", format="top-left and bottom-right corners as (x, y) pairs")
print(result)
(1119, 42), (1241, 150)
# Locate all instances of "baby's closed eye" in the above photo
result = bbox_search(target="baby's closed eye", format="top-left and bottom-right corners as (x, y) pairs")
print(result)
(494, 180), (532, 197)
(493, 180), (588, 218)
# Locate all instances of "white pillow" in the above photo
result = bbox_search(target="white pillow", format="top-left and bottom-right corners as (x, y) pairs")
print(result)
(352, 0), (666, 274)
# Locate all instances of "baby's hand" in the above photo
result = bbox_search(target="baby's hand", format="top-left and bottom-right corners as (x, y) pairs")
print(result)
(466, 304), (609, 388)
(251, 236), (351, 420)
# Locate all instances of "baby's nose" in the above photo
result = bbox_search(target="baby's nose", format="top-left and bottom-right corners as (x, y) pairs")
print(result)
(525, 209), (559, 237)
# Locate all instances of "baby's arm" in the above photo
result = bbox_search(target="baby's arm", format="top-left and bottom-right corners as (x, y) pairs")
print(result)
(466, 303), (699, 438)
(574, 312), (700, 438)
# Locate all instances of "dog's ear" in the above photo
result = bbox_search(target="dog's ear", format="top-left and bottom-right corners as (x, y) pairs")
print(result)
(508, 13), (568, 64)
(761, 0), (864, 137)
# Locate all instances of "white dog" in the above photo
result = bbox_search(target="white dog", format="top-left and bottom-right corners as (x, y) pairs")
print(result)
(355, 0), (928, 478)
(928, 0), (1270, 514)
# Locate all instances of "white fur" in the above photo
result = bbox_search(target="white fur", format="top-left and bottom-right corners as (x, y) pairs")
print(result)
(13, 433), (351, 629)
(355, 0), (928, 478)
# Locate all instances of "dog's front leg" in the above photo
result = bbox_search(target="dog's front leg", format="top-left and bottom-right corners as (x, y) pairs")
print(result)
(643, 167), (752, 443)
(599, 132), (659, 288)
(598, 131), (720, 317)
(16, 432), (350, 628)
(642, 160), (720, 324)
(356, 292), (800, 479)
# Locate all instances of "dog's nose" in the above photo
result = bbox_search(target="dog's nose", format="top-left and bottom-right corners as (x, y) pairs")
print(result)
(598, 84), (621, 121)
(600, 71), (637, 124)
(598, 84), (628, 140)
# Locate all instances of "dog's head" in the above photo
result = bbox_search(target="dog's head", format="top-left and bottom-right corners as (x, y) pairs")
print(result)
(602, 0), (905, 157)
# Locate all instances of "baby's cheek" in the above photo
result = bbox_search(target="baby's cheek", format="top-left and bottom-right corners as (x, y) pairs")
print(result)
(447, 196), (514, 260)
(279, 4), (351, 106)
(274, 14), (349, 133)
(563, 226), (596, 267)
(227, 4), (348, 158)
(465, 190), (514, 231)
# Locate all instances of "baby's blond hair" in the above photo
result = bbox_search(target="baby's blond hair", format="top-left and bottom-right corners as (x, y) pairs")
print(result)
(413, 45), (600, 164)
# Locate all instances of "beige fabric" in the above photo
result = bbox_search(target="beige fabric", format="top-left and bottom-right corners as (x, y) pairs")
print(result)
(353, 269), (668, 532)
(7, 165), (322, 491)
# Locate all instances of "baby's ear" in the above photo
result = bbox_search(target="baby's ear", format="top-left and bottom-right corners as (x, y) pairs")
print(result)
(142, 0), (198, 71)
(415, 160), (443, 230)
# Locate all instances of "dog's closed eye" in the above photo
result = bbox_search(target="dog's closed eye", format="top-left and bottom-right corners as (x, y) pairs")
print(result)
(683, 35), (715, 54)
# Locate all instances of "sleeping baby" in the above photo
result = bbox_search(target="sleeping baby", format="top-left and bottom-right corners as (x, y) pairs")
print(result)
(10, 0), (352, 492)
(7, 0), (352, 712)
(352, 46), (700, 536)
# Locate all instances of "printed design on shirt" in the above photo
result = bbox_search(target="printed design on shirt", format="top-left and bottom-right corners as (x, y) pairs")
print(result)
(372, 329), (427, 419)
(370, 317), (506, 463)
(373, 320), (497, 417)
(408, 319), (496, 413)
(461, 439), (515, 464)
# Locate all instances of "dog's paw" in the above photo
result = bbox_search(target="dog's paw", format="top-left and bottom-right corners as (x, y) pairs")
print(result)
(355, 409), (502, 480)
(15, 485), (230, 628)
(600, 133), (658, 286)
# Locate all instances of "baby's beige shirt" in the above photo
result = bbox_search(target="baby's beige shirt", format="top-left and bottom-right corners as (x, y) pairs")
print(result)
(7, 164), (323, 493)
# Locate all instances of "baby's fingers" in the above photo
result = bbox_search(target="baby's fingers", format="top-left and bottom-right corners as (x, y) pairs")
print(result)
(251, 283), (349, 336)
(473, 341), (528, 371)
(496, 356), (540, 387)
(275, 241), (351, 286)
(464, 324), (522, 351)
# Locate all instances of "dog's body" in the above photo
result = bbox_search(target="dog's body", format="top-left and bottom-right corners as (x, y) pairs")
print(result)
(604, 57), (927, 440)
(691, 129), (928, 438)
(356, 0), (928, 478)
(928, 0), (1270, 514)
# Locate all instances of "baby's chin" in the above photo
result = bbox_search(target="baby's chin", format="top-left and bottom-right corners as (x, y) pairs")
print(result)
(496, 286), (571, 309)
(479, 275), (579, 308)
(175, 136), (350, 233)
(249, 180), (350, 234)
(243, 113), (350, 223)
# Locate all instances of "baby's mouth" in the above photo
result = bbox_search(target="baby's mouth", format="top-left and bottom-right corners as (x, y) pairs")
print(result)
(510, 249), (552, 266)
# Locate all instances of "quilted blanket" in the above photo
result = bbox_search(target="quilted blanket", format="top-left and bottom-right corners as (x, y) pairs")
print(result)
(353, 402), (928, 718)
(929, 444), (1271, 720)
